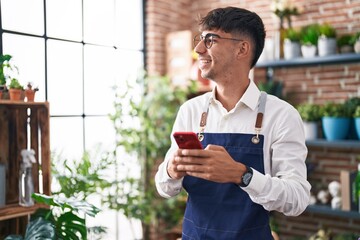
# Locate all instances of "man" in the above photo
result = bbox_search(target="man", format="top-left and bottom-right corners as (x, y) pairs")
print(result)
(155, 7), (311, 239)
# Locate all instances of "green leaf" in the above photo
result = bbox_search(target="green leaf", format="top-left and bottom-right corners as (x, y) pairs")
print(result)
(24, 217), (56, 240)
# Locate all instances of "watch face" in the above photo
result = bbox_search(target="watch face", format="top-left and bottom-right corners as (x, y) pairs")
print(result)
(243, 172), (252, 185)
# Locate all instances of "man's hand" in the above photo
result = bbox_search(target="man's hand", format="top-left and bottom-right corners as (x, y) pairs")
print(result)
(170, 144), (246, 184)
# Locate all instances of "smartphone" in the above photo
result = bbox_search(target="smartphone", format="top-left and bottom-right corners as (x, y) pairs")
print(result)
(173, 132), (203, 149)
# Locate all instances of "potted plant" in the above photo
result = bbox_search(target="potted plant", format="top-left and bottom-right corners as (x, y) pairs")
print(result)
(320, 102), (352, 141)
(296, 103), (321, 140)
(300, 24), (320, 58)
(283, 28), (302, 59)
(108, 72), (197, 240)
(351, 31), (360, 53)
(344, 97), (360, 139)
(24, 82), (39, 102)
(337, 34), (354, 53)
(8, 78), (24, 101)
(318, 23), (337, 56)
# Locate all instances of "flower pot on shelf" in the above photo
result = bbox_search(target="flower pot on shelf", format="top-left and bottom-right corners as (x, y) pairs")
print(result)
(284, 39), (301, 59)
(318, 37), (337, 56)
(303, 121), (318, 140)
(322, 117), (350, 141)
(9, 88), (23, 101)
(355, 118), (360, 139)
(301, 45), (317, 58)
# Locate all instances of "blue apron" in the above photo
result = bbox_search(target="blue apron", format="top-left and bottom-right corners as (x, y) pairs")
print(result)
(181, 93), (272, 240)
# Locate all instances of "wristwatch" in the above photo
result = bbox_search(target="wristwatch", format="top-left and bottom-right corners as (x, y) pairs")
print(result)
(239, 165), (253, 187)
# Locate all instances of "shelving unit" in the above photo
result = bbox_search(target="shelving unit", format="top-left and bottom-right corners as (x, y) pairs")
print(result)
(256, 53), (360, 237)
(0, 101), (51, 238)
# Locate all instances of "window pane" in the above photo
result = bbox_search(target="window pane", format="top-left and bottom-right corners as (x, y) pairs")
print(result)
(50, 117), (84, 160)
(115, 0), (143, 50)
(2, 33), (45, 101)
(83, 0), (114, 45)
(84, 116), (115, 151)
(47, 40), (83, 115)
(1, 0), (44, 35)
(114, 49), (144, 87)
(46, 0), (82, 41)
(83, 45), (115, 115)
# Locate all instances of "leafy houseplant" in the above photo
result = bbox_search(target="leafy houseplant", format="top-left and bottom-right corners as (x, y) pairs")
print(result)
(300, 24), (320, 58)
(296, 103), (321, 140)
(283, 28), (301, 59)
(24, 82), (39, 102)
(108, 72), (197, 240)
(8, 78), (24, 101)
(320, 102), (352, 140)
(337, 35), (354, 53)
(0, 54), (18, 99)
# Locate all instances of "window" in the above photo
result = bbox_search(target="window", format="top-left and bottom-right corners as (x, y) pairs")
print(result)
(1, 0), (144, 238)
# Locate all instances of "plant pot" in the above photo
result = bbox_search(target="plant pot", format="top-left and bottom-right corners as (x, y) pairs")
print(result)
(354, 40), (360, 53)
(9, 89), (23, 101)
(322, 117), (351, 141)
(284, 40), (301, 60)
(303, 121), (318, 140)
(318, 37), (337, 57)
(25, 89), (36, 102)
(339, 45), (353, 54)
(301, 45), (317, 58)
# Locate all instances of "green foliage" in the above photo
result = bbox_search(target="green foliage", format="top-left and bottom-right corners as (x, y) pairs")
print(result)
(344, 97), (360, 117)
(301, 24), (320, 46)
(320, 102), (352, 118)
(337, 35), (353, 47)
(0, 54), (17, 86)
(354, 106), (360, 118)
(5, 218), (55, 240)
(296, 103), (321, 122)
(318, 23), (336, 38)
(52, 149), (114, 200)
(5, 193), (100, 240)
(284, 28), (301, 42)
(108, 72), (197, 239)
(8, 78), (23, 90)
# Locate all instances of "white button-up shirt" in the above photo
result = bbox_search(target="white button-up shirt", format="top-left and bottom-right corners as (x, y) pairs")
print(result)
(155, 80), (311, 216)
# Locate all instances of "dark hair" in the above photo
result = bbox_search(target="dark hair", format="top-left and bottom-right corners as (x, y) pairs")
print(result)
(199, 7), (266, 68)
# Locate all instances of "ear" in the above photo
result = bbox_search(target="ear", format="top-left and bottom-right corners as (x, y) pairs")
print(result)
(236, 41), (250, 58)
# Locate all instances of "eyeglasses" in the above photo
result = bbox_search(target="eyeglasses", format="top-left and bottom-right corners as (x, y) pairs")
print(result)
(193, 33), (244, 49)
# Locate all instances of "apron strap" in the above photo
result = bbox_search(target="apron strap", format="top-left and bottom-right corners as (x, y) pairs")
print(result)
(252, 91), (267, 144)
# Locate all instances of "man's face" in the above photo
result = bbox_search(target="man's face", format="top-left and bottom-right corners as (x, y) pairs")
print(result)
(193, 30), (243, 81)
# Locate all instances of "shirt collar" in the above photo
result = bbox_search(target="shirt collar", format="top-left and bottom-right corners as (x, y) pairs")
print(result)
(209, 80), (261, 111)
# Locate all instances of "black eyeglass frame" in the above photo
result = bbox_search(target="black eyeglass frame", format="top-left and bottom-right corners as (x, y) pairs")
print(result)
(193, 33), (244, 49)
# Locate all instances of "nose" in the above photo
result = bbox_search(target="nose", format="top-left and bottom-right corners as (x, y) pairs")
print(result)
(194, 39), (206, 55)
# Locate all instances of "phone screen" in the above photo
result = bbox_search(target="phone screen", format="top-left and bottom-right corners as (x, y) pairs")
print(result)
(173, 132), (203, 149)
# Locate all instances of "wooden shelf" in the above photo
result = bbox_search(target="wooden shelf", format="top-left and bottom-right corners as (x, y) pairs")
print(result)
(256, 53), (360, 68)
(0, 203), (47, 221)
(0, 102), (51, 236)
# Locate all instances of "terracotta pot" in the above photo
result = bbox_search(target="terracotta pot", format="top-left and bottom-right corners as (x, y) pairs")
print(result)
(0, 91), (2, 100)
(25, 89), (36, 102)
(9, 89), (23, 101)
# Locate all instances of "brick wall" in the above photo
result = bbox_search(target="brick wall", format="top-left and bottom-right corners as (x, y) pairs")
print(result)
(145, 0), (360, 239)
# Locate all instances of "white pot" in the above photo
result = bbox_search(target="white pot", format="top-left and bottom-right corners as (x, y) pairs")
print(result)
(284, 39), (301, 60)
(301, 45), (317, 58)
(354, 40), (360, 53)
(303, 121), (318, 140)
(318, 37), (337, 56)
